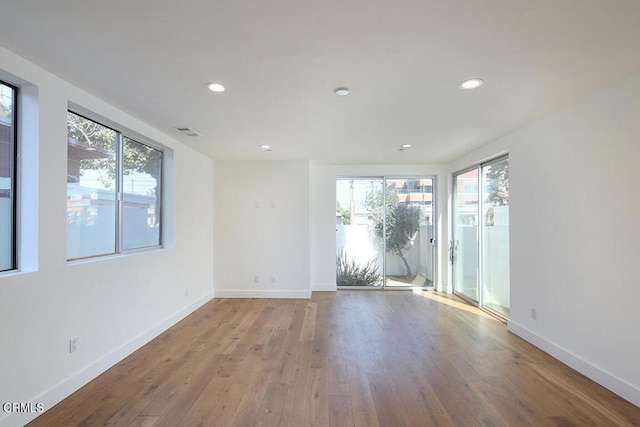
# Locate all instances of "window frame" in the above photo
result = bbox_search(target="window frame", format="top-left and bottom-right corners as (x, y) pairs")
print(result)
(0, 80), (18, 272)
(67, 109), (164, 261)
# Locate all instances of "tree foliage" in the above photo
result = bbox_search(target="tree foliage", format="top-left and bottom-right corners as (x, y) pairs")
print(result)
(365, 187), (422, 277)
(67, 112), (161, 190)
(0, 84), (13, 118)
(336, 201), (351, 225)
(0, 102), (10, 117)
(485, 160), (509, 206)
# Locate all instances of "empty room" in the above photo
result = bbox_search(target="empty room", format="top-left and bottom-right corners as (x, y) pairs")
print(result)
(1, 0), (640, 426)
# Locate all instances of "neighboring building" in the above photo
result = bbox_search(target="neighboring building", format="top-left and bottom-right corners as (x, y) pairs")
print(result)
(0, 116), (10, 193)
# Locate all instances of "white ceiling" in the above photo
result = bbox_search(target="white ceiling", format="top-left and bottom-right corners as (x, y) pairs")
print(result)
(1, 0), (640, 164)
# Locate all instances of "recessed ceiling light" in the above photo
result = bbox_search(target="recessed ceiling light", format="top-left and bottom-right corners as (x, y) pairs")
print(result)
(259, 144), (271, 149)
(334, 87), (350, 96)
(207, 82), (225, 92)
(458, 78), (484, 90)
(401, 144), (413, 148)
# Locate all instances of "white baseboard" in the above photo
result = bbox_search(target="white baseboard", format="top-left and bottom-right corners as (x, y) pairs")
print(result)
(508, 320), (640, 408)
(213, 289), (312, 299)
(311, 283), (337, 292)
(435, 283), (446, 292)
(1, 292), (214, 427)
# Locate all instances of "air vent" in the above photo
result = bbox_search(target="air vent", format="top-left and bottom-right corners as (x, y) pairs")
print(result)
(176, 127), (201, 137)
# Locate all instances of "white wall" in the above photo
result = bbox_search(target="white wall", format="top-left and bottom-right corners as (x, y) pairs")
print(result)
(214, 160), (310, 298)
(310, 164), (447, 291)
(0, 47), (215, 427)
(449, 72), (640, 407)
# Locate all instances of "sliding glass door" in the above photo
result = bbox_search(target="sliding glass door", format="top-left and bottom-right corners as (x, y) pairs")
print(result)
(452, 169), (479, 302)
(336, 176), (436, 289)
(452, 156), (510, 317)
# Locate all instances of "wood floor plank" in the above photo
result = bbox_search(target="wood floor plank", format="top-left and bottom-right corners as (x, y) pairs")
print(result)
(300, 302), (318, 342)
(254, 382), (289, 426)
(178, 376), (247, 426)
(226, 359), (277, 427)
(280, 345), (315, 426)
(385, 361), (456, 427)
(138, 354), (229, 426)
(328, 394), (355, 427)
(305, 368), (330, 426)
(27, 291), (640, 427)
(344, 363), (381, 427)
(126, 415), (159, 427)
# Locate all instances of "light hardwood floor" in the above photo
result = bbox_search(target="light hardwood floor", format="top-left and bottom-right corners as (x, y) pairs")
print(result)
(29, 291), (640, 426)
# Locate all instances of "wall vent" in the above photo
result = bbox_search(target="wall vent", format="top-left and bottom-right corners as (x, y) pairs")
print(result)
(176, 127), (201, 137)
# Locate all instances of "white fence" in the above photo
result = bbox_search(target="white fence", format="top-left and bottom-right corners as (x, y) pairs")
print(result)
(454, 205), (509, 309)
(0, 196), (10, 269)
(67, 185), (158, 258)
(336, 221), (434, 283)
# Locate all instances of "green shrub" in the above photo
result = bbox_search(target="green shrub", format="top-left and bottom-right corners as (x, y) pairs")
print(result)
(336, 250), (381, 286)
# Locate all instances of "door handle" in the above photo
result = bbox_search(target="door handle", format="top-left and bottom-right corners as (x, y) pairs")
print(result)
(448, 240), (457, 264)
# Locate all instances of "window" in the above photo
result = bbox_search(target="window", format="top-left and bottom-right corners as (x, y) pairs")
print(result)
(0, 81), (16, 271)
(67, 111), (162, 260)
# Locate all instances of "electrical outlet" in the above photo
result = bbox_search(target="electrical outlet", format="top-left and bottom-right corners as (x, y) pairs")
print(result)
(531, 308), (537, 320)
(69, 337), (79, 353)
(185, 288), (189, 297)
(271, 276), (276, 284)
(254, 276), (259, 283)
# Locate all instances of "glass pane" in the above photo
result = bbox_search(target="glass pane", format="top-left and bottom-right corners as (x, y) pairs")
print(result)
(67, 111), (117, 259)
(384, 178), (434, 287)
(122, 137), (162, 250)
(0, 82), (15, 271)
(336, 178), (384, 287)
(453, 169), (479, 302)
(482, 157), (510, 317)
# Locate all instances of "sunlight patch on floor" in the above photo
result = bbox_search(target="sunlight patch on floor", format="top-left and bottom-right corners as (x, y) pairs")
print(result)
(412, 290), (499, 321)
